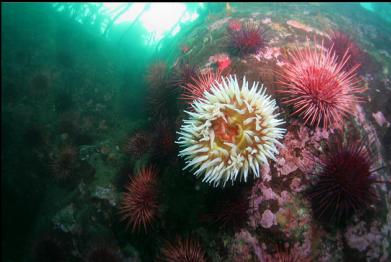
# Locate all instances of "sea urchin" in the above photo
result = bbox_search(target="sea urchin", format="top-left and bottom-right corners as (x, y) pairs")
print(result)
(229, 21), (266, 56)
(265, 244), (310, 262)
(146, 61), (168, 89)
(51, 145), (78, 180)
(158, 237), (206, 262)
(179, 69), (222, 104)
(119, 166), (159, 233)
(324, 30), (364, 72)
(308, 135), (378, 228)
(177, 75), (285, 187)
(278, 42), (365, 128)
(125, 132), (151, 159)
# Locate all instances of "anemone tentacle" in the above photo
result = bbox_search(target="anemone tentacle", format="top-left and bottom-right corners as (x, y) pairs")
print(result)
(177, 75), (285, 187)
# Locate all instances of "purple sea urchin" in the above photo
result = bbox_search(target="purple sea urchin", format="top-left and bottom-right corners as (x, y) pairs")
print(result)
(125, 131), (151, 159)
(324, 30), (364, 72)
(146, 61), (168, 89)
(308, 135), (378, 228)
(229, 21), (266, 56)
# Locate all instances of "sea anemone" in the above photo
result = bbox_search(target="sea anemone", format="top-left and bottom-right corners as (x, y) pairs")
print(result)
(277, 41), (365, 128)
(51, 145), (78, 180)
(308, 135), (378, 228)
(179, 69), (222, 104)
(119, 166), (159, 233)
(177, 75), (285, 187)
(229, 21), (266, 56)
(158, 237), (206, 262)
(324, 30), (364, 72)
(125, 132), (152, 159)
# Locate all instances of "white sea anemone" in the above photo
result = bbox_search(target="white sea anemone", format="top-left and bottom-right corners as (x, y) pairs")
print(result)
(176, 75), (286, 187)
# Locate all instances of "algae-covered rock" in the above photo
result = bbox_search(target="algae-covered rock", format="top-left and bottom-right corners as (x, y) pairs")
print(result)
(52, 203), (79, 234)
(122, 244), (142, 262)
(91, 184), (118, 207)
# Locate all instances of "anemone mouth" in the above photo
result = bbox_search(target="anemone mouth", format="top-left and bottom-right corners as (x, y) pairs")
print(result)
(211, 103), (269, 155)
(212, 117), (239, 144)
(177, 75), (285, 187)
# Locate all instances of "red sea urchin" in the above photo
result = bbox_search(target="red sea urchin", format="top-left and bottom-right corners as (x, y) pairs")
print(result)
(308, 135), (378, 228)
(179, 69), (222, 104)
(265, 245), (310, 262)
(158, 237), (206, 262)
(229, 21), (266, 57)
(278, 42), (366, 128)
(119, 166), (159, 233)
(324, 30), (364, 72)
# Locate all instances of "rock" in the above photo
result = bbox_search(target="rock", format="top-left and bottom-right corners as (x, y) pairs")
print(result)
(52, 203), (78, 234)
(91, 184), (118, 207)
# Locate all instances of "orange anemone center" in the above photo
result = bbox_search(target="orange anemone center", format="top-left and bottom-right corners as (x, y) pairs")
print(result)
(212, 117), (239, 144)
